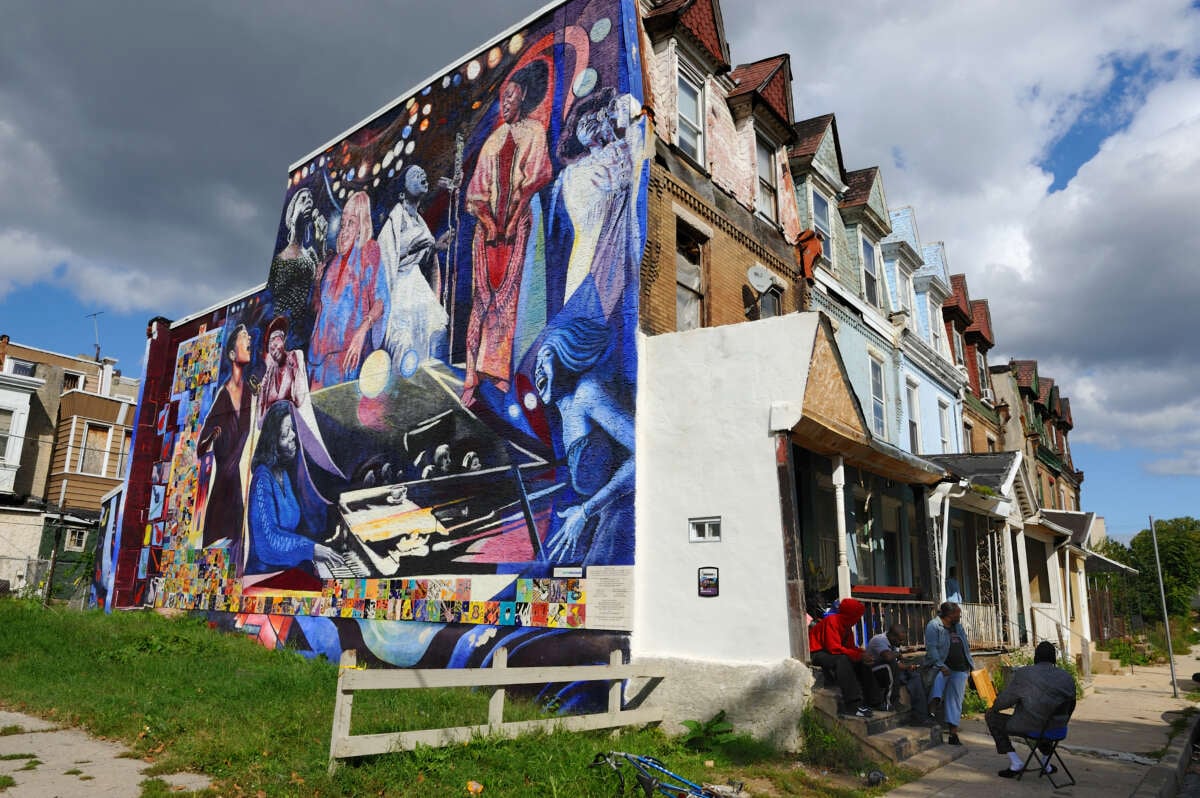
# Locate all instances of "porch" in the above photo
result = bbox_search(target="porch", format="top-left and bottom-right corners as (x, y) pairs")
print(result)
(852, 595), (1006, 652)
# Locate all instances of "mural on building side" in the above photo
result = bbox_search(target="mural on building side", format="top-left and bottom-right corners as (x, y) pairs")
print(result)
(121, 0), (647, 673)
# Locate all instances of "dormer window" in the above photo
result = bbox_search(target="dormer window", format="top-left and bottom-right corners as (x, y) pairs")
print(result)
(676, 64), (704, 163)
(928, 295), (943, 355)
(975, 351), (989, 397)
(861, 237), (879, 307)
(755, 136), (777, 221)
(952, 328), (965, 366)
(812, 189), (832, 262)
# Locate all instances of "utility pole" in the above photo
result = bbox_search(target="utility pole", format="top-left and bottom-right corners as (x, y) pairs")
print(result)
(86, 311), (104, 361)
(1149, 515), (1179, 697)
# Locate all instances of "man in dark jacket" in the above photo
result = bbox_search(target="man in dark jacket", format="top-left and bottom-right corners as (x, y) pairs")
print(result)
(988, 641), (1076, 778)
(809, 597), (880, 718)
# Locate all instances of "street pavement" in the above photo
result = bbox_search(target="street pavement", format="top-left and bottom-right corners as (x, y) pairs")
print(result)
(0, 710), (211, 797)
(885, 646), (1200, 797)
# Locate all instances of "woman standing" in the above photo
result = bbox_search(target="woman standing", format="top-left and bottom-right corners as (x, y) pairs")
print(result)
(925, 601), (974, 745)
(309, 190), (384, 388)
(197, 324), (253, 547)
(378, 165), (450, 374)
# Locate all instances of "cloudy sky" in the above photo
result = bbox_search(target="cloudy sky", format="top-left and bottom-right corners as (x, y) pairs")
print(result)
(1, 0), (1197, 541)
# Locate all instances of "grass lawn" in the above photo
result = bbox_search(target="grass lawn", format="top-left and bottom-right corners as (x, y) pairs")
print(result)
(0, 599), (910, 796)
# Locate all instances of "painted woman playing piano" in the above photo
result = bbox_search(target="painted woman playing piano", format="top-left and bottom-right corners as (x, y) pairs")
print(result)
(245, 402), (346, 575)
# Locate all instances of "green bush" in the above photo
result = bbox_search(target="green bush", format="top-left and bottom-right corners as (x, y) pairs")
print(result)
(798, 707), (874, 773)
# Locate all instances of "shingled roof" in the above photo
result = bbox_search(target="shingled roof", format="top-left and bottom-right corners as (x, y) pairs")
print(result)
(790, 113), (835, 159)
(967, 299), (995, 348)
(1012, 359), (1038, 393)
(644, 0), (731, 72)
(943, 273), (972, 325)
(840, 167), (877, 208)
(728, 54), (794, 136)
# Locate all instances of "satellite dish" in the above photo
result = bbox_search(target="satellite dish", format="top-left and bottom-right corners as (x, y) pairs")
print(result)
(747, 264), (774, 293)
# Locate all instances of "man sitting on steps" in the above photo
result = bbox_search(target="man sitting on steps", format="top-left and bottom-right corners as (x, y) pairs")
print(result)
(809, 597), (880, 719)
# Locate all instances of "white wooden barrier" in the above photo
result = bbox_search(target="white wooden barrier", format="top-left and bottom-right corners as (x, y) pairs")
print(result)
(328, 647), (664, 772)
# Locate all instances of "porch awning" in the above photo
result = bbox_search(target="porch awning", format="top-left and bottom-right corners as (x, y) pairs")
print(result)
(769, 313), (948, 487)
(1084, 549), (1138, 576)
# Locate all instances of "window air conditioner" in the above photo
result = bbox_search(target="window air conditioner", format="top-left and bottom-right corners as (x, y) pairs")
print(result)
(981, 387), (995, 403)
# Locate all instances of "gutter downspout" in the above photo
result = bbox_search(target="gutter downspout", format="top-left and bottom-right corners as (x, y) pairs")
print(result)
(927, 478), (969, 605)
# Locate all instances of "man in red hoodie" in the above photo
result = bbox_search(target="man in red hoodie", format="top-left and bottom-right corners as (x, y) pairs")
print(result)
(809, 597), (880, 718)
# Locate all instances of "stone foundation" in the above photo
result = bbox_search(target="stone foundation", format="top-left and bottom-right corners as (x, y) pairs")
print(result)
(633, 657), (814, 751)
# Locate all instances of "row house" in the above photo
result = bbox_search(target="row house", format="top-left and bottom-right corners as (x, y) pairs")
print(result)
(109, 0), (1104, 750)
(991, 359), (1091, 662)
(0, 334), (138, 595)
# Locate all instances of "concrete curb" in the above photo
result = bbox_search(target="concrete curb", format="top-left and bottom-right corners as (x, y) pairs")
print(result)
(1132, 711), (1200, 798)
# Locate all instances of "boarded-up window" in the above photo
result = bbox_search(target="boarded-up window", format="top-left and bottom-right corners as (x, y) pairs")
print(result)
(78, 424), (109, 475)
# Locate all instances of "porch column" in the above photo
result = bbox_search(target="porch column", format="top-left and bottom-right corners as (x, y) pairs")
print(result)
(1075, 554), (1092, 676)
(1014, 525), (1033, 647)
(833, 455), (851, 599)
(774, 433), (809, 660)
(1045, 543), (1066, 652)
(1001, 520), (1020, 647)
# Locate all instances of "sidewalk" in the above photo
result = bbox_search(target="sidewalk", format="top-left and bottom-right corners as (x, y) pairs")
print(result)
(0, 710), (211, 798)
(886, 648), (1199, 797)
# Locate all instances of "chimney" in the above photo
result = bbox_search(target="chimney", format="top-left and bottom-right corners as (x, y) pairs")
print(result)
(101, 357), (118, 396)
(0, 334), (8, 370)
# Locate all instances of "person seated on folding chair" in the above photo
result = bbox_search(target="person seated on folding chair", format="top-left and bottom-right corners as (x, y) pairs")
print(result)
(987, 641), (1077, 780)
(866, 625), (932, 723)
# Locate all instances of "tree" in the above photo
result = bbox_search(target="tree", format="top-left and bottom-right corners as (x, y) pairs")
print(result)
(1126, 517), (1200, 620)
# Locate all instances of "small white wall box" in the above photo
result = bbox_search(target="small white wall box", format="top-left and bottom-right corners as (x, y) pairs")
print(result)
(689, 516), (721, 542)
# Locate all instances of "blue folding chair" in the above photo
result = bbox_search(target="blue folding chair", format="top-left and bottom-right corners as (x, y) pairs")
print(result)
(1015, 696), (1076, 788)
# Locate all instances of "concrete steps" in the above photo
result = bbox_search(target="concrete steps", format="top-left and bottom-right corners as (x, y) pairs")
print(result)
(809, 686), (967, 773)
(1090, 648), (1123, 676)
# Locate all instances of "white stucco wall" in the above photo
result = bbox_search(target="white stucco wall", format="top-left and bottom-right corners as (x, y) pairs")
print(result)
(634, 314), (821, 664)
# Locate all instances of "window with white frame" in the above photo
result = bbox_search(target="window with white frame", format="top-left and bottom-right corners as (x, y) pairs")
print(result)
(869, 355), (886, 437)
(862, 237), (879, 307)
(676, 220), (705, 331)
(77, 423), (111, 476)
(986, 435), (997, 453)
(952, 327), (965, 365)
(938, 400), (951, 453)
(812, 189), (832, 261)
(65, 528), (88, 552)
(676, 64), (704, 163)
(115, 430), (132, 478)
(897, 269), (913, 315)
(759, 286), (783, 318)
(905, 381), (920, 454)
(689, 516), (721, 542)
(963, 421), (973, 452)
(62, 372), (82, 392)
(755, 136), (778, 221)
(975, 350), (989, 396)
(8, 359), (36, 378)
(0, 409), (13, 461)
(928, 295), (943, 355)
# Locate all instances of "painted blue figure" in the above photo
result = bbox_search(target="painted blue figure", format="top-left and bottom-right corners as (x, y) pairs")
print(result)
(533, 318), (634, 565)
(246, 402), (346, 575)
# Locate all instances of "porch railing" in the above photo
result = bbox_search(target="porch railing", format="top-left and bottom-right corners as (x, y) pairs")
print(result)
(853, 598), (1005, 651)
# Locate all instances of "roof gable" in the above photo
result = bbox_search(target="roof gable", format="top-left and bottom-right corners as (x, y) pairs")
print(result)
(645, 0), (731, 72)
(967, 299), (994, 348)
(729, 55), (793, 124)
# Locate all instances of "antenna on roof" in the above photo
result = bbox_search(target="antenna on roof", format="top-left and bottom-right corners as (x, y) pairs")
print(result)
(86, 311), (104, 361)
